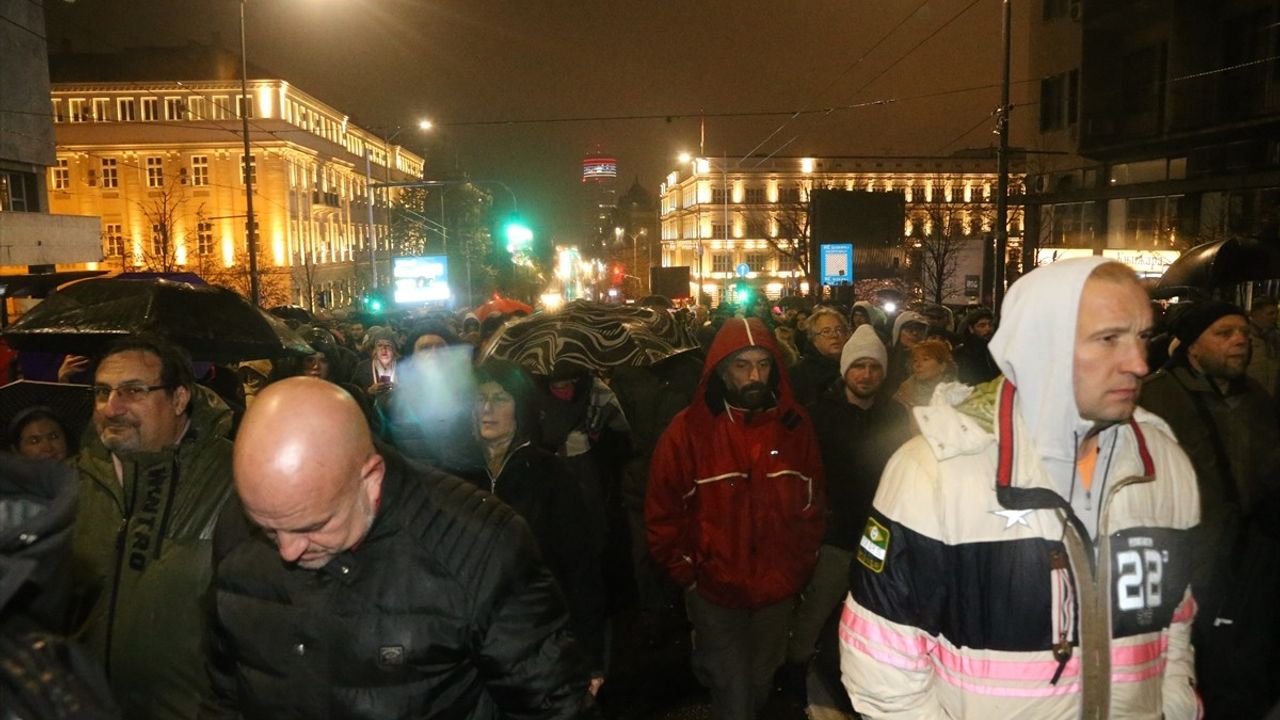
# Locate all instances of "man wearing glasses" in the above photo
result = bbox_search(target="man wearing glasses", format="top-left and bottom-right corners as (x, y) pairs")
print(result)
(72, 334), (234, 720)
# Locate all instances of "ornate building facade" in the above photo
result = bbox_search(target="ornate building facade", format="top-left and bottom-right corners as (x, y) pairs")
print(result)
(659, 154), (1025, 305)
(47, 60), (423, 308)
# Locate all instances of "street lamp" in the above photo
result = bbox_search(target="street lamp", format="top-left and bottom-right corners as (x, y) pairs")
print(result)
(614, 226), (649, 294)
(238, 0), (259, 306)
(363, 120), (431, 291)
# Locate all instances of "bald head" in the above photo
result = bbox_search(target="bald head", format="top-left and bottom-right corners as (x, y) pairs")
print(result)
(234, 377), (384, 569)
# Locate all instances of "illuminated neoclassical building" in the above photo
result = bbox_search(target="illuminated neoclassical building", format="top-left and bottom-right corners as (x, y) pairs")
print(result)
(46, 51), (423, 308)
(659, 154), (1026, 304)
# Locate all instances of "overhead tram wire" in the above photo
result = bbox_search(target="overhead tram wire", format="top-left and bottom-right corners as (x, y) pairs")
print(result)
(740, 0), (933, 167)
(753, 0), (989, 167)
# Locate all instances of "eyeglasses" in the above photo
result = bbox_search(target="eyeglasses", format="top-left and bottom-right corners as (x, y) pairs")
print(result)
(815, 327), (851, 339)
(92, 383), (168, 404)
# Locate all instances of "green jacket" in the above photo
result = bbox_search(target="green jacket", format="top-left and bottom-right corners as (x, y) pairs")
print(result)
(72, 386), (234, 720)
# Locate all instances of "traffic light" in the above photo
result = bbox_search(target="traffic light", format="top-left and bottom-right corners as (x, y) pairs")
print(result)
(503, 218), (534, 254)
(732, 280), (753, 306)
(609, 262), (625, 286)
(361, 294), (385, 313)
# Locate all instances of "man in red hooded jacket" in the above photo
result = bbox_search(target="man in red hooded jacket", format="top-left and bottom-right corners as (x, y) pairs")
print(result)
(646, 316), (825, 719)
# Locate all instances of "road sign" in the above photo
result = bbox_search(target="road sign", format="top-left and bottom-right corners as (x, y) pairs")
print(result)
(735, 262), (750, 278)
(821, 244), (854, 285)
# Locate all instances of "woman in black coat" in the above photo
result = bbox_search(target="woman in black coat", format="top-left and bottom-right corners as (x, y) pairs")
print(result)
(472, 359), (608, 696)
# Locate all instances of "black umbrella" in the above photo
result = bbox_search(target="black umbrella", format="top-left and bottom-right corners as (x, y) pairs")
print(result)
(0, 380), (93, 447)
(2, 278), (314, 363)
(1154, 237), (1280, 298)
(480, 300), (699, 375)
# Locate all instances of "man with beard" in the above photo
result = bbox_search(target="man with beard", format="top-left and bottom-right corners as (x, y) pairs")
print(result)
(72, 335), (234, 719)
(788, 325), (912, 673)
(1140, 301), (1280, 720)
(646, 317), (825, 719)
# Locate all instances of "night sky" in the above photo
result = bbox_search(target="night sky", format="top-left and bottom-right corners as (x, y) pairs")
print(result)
(45, 0), (1029, 241)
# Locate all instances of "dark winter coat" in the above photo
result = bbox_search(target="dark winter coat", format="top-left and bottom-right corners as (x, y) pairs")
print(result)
(646, 316), (825, 609)
(71, 387), (234, 720)
(2, 455), (119, 719)
(788, 352), (840, 406)
(1140, 359), (1280, 720)
(202, 447), (589, 720)
(807, 382), (912, 551)
(479, 442), (607, 674)
(954, 336), (1000, 385)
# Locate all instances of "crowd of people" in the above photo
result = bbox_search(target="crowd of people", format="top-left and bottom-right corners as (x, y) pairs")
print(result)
(2, 258), (1279, 720)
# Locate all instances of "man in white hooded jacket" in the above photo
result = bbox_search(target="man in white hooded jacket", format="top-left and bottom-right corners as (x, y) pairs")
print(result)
(839, 258), (1201, 720)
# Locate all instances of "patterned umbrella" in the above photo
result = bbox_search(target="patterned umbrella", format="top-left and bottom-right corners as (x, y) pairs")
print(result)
(480, 300), (698, 375)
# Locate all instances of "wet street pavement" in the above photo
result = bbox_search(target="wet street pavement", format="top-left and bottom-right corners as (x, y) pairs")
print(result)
(595, 606), (809, 720)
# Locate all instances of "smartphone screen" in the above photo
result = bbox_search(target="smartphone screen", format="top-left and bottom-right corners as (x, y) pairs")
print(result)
(378, 374), (391, 384)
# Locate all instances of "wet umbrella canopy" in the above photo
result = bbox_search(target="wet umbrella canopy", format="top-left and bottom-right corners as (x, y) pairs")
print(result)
(2, 278), (314, 363)
(1154, 236), (1280, 297)
(480, 300), (699, 375)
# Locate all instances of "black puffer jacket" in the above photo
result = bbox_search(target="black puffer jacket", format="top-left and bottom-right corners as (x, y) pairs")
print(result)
(202, 449), (590, 720)
(1, 456), (118, 719)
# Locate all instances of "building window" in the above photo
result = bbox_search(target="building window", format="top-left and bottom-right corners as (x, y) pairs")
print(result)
(100, 158), (118, 189)
(711, 188), (726, 204)
(744, 188), (765, 204)
(236, 95), (253, 119)
(51, 99), (65, 123)
(146, 156), (164, 188)
(196, 221), (215, 255)
(91, 98), (111, 121)
(1066, 69), (1079, 126)
(117, 98), (136, 122)
(188, 96), (205, 119)
(0, 171), (36, 211)
(67, 98), (86, 122)
(190, 155), (209, 186)
(210, 96), (230, 120)
(164, 97), (186, 120)
(1040, 73), (1066, 131)
(746, 251), (769, 271)
(52, 159), (69, 190)
(141, 97), (159, 121)
(150, 224), (166, 255)
(1124, 195), (1181, 248)
(240, 154), (256, 185)
(103, 223), (125, 257)
(712, 252), (733, 273)
(778, 187), (801, 203)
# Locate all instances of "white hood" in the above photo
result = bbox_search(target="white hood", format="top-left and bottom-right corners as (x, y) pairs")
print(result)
(988, 256), (1111, 469)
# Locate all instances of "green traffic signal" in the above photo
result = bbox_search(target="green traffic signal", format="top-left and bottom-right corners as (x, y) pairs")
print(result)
(732, 281), (753, 306)
(504, 220), (533, 253)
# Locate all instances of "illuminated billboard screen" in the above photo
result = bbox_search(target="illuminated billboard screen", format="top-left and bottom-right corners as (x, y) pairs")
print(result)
(392, 255), (450, 304)
(582, 156), (618, 182)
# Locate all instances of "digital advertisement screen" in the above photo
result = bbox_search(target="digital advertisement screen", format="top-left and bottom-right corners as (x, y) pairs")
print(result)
(392, 255), (450, 304)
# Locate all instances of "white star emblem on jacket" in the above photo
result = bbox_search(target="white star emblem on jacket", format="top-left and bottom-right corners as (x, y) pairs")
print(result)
(991, 508), (1034, 529)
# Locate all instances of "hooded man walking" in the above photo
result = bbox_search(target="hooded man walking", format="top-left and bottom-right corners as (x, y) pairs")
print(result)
(839, 258), (1201, 719)
(646, 316), (825, 719)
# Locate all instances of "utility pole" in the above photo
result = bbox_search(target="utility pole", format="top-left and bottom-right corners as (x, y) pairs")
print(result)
(994, 0), (1012, 314)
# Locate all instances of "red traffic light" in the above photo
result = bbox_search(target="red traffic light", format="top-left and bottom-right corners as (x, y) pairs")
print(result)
(609, 262), (625, 285)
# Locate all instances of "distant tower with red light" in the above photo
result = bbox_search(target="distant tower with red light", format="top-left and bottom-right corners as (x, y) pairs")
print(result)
(582, 149), (618, 257)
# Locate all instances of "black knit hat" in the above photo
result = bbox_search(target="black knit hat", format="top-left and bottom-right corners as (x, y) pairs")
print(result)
(1172, 300), (1246, 349)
